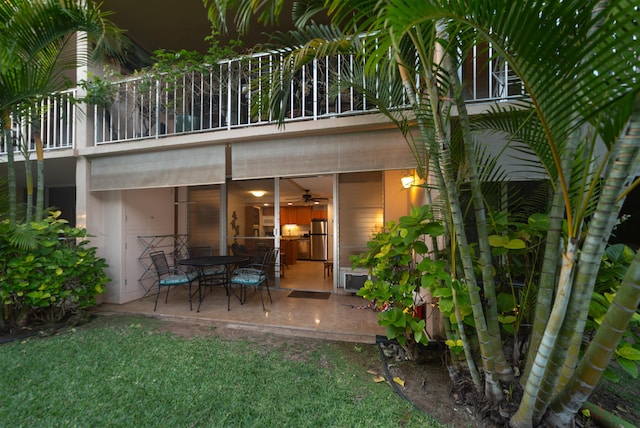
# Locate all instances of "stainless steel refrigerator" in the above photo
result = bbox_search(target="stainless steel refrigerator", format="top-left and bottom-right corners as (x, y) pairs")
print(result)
(310, 219), (328, 261)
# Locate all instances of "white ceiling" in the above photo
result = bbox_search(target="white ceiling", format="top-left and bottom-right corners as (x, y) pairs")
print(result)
(235, 175), (334, 206)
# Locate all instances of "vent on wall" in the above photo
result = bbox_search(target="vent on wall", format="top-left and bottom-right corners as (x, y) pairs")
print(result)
(340, 267), (370, 293)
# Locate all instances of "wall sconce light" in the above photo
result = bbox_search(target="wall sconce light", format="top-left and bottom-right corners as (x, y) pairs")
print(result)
(401, 174), (414, 189)
(250, 190), (266, 197)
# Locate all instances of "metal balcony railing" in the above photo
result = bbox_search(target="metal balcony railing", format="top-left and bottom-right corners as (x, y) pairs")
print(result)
(0, 89), (76, 154)
(1, 47), (523, 153)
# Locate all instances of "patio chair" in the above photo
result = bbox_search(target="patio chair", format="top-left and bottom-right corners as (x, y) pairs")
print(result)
(231, 242), (253, 266)
(149, 250), (198, 311)
(187, 246), (225, 283)
(229, 248), (275, 310)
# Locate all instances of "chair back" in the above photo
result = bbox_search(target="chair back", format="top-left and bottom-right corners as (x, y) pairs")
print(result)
(251, 244), (271, 264)
(188, 246), (213, 257)
(266, 248), (279, 277)
(149, 251), (171, 277)
(249, 247), (273, 271)
(231, 242), (250, 256)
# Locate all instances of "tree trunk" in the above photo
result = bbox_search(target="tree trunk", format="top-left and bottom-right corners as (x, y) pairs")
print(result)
(3, 109), (17, 224)
(547, 251), (640, 426)
(449, 60), (512, 382)
(24, 150), (33, 223)
(521, 175), (566, 383)
(544, 95), (640, 426)
(35, 133), (45, 220)
(510, 239), (578, 427)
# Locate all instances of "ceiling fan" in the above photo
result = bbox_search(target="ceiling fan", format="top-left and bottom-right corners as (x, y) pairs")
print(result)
(290, 189), (328, 205)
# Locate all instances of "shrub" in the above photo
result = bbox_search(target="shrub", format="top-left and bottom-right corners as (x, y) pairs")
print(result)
(0, 212), (109, 330)
(351, 205), (447, 359)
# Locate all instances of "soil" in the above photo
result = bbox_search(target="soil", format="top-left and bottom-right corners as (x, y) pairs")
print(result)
(2, 314), (638, 428)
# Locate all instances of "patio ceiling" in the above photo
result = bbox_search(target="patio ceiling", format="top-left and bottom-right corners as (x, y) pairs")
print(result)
(100, 0), (299, 56)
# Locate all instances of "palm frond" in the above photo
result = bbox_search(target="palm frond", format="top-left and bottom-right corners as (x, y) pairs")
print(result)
(384, 0), (639, 165)
(473, 104), (557, 182)
(291, 0), (329, 28)
(8, 222), (39, 251)
(248, 21), (372, 126)
(508, 180), (552, 224)
(0, 0), (126, 112)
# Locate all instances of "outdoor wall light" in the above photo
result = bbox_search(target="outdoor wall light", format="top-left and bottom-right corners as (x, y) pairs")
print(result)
(401, 175), (414, 189)
(250, 190), (266, 197)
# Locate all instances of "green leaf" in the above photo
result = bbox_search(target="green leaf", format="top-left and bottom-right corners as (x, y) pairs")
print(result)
(504, 238), (526, 250)
(492, 247), (509, 257)
(496, 292), (516, 313)
(498, 315), (517, 324)
(528, 213), (549, 232)
(489, 235), (509, 247)
(413, 240), (428, 254)
(423, 222), (445, 236)
(602, 366), (620, 382)
(432, 287), (452, 298)
(438, 298), (454, 314)
(617, 346), (640, 361)
(617, 358), (639, 379)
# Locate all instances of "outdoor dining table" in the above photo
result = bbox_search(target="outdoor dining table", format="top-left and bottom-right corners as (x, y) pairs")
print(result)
(178, 255), (249, 312)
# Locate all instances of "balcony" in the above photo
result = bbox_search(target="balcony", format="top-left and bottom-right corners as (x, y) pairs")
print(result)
(1, 47), (523, 154)
(1, 89), (76, 154)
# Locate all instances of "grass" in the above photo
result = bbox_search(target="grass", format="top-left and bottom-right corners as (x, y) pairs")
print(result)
(0, 315), (443, 427)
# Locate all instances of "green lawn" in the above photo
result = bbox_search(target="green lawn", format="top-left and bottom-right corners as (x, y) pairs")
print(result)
(0, 315), (442, 427)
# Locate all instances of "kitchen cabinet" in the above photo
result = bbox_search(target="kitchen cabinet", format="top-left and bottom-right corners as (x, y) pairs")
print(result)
(280, 206), (312, 225)
(280, 207), (292, 224)
(280, 239), (298, 265)
(312, 207), (328, 220)
(296, 206), (312, 224)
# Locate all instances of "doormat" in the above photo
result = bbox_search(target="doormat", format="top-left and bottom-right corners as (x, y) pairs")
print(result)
(287, 291), (331, 299)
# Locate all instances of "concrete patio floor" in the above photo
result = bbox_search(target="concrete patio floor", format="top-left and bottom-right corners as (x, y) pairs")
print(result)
(94, 285), (386, 344)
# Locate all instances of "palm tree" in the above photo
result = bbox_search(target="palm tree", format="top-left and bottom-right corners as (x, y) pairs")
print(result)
(204, 1), (640, 426)
(0, 0), (124, 223)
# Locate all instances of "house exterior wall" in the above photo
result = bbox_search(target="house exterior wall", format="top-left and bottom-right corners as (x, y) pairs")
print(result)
(94, 188), (175, 304)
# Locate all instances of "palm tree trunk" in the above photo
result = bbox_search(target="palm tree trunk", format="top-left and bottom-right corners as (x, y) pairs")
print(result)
(544, 97), (640, 426)
(448, 59), (512, 382)
(397, 43), (502, 400)
(538, 124), (639, 424)
(452, 283), (483, 390)
(2, 109), (16, 224)
(510, 238), (578, 427)
(24, 149), (33, 223)
(521, 175), (566, 383)
(528, 133), (587, 421)
(35, 132), (45, 220)
(547, 251), (640, 426)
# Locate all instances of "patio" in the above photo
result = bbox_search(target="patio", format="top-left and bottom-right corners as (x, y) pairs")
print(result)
(95, 285), (386, 344)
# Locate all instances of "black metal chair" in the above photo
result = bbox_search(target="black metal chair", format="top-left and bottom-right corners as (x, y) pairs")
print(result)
(149, 250), (198, 311)
(187, 246), (225, 281)
(229, 248), (275, 310)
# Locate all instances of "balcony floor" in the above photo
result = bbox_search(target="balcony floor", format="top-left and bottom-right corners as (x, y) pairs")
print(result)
(95, 261), (385, 344)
